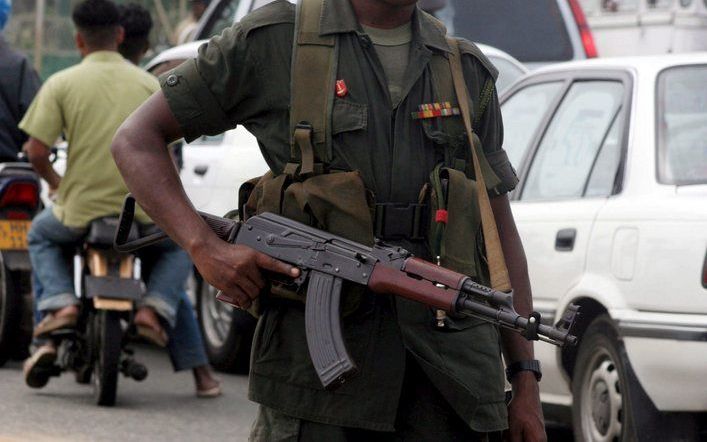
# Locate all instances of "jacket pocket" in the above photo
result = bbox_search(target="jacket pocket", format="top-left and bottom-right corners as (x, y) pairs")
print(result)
(332, 98), (367, 135)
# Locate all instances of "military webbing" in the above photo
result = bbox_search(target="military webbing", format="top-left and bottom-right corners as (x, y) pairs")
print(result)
(287, 0), (337, 175)
(446, 37), (512, 293)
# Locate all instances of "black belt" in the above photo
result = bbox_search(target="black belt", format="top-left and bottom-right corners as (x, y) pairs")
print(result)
(374, 203), (427, 241)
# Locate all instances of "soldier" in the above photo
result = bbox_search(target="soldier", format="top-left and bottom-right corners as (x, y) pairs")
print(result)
(112, 0), (545, 440)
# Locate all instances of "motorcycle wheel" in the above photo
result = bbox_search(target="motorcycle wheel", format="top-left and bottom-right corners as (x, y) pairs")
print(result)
(93, 310), (122, 406)
(0, 264), (20, 367)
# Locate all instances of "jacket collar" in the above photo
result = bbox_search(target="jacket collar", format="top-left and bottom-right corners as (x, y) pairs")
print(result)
(319, 0), (451, 53)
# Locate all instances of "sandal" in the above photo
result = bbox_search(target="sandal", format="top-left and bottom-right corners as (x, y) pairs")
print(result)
(135, 324), (168, 347)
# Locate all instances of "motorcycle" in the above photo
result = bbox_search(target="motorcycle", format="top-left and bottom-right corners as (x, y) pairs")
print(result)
(0, 161), (41, 366)
(32, 217), (150, 406)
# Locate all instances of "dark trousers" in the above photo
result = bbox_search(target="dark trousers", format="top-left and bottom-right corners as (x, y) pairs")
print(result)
(249, 353), (502, 441)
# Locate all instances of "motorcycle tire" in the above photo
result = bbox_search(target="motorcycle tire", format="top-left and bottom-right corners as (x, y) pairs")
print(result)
(93, 310), (122, 406)
(0, 264), (20, 367)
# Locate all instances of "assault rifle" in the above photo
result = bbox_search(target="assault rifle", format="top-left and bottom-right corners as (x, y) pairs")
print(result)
(115, 195), (579, 390)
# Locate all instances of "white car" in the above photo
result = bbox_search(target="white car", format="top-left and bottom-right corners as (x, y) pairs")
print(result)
(500, 53), (707, 440)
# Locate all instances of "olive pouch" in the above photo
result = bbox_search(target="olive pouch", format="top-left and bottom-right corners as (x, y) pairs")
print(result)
(428, 164), (488, 288)
(240, 169), (375, 317)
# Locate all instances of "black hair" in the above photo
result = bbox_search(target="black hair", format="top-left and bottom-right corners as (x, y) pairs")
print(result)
(118, 3), (152, 62)
(71, 0), (121, 49)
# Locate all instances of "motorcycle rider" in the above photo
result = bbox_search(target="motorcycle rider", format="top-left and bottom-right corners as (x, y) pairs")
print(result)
(0, 0), (41, 162)
(20, 0), (219, 396)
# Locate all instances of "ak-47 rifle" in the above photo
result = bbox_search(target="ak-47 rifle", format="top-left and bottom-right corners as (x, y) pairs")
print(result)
(115, 195), (579, 390)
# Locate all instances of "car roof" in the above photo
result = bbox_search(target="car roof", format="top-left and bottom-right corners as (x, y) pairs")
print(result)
(531, 52), (707, 75)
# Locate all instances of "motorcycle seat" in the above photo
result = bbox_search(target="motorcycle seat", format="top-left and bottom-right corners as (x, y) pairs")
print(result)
(86, 217), (138, 249)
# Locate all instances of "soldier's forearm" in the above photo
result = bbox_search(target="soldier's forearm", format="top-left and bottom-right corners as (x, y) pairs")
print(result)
(490, 195), (535, 365)
(111, 91), (219, 256)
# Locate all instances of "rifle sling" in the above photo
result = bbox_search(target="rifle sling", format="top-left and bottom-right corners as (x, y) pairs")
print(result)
(446, 38), (512, 293)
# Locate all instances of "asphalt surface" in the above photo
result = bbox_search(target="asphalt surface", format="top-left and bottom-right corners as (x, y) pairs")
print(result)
(0, 345), (574, 441)
(0, 345), (257, 441)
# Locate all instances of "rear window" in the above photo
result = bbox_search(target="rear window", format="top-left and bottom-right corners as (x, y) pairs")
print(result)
(657, 65), (707, 185)
(437, 0), (574, 62)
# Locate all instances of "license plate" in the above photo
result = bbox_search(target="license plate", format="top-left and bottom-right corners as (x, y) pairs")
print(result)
(0, 220), (31, 250)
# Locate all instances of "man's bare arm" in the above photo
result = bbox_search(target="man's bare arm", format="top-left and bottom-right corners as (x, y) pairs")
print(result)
(23, 137), (62, 190)
(111, 91), (298, 308)
(491, 194), (546, 442)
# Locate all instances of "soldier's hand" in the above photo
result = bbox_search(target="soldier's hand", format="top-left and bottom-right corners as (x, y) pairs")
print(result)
(505, 372), (547, 442)
(192, 240), (300, 309)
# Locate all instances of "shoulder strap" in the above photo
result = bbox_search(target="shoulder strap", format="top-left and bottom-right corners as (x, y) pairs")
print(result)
(287, 0), (337, 176)
(446, 37), (511, 292)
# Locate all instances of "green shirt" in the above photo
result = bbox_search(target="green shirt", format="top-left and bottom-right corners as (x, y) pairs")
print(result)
(19, 51), (157, 227)
(161, 0), (519, 432)
(360, 23), (413, 107)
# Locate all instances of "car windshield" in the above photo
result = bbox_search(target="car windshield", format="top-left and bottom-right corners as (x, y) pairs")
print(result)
(436, 0), (574, 62)
(657, 65), (707, 185)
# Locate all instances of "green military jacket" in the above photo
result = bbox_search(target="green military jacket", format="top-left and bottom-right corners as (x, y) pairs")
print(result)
(162, 0), (519, 433)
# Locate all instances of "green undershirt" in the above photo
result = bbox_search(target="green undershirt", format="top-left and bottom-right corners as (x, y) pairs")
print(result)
(361, 22), (413, 107)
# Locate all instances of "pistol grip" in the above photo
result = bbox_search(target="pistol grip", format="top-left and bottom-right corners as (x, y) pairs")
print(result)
(305, 271), (358, 390)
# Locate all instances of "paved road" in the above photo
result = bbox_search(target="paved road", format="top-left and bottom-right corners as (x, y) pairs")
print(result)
(0, 345), (257, 441)
(0, 345), (574, 441)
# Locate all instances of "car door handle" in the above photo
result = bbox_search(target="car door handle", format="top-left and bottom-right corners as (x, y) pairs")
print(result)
(194, 165), (209, 176)
(555, 228), (577, 252)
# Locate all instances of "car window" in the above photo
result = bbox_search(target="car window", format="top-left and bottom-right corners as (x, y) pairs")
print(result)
(657, 65), (707, 185)
(522, 81), (624, 200)
(437, 0), (574, 62)
(501, 82), (564, 168)
(585, 107), (625, 196)
(487, 56), (525, 93)
(198, 0), (241, 40)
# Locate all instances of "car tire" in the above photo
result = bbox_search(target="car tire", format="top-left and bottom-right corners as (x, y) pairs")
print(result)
(0, 264), (21, 367)
(195, 275), (256, 374)
(572, 314), (700, 441)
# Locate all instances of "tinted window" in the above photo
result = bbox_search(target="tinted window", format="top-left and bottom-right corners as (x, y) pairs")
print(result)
(522, 81), (624, 200)
(657, 65), (707, 185)
(501, 82), (564, 167)
(437, 0), (574, 62)
(198, 0), (241, 39)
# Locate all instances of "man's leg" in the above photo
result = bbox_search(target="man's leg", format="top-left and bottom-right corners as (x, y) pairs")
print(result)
(25, 208), (85, 387)
(28, 208), (84, 317)
(139, 239), (191, 329)
(165, 290), (220, 395)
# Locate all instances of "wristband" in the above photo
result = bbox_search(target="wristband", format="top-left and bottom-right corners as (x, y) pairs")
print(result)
(505, 360), (542, 383)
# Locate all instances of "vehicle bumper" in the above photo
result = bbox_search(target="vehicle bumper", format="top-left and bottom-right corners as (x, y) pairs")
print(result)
(612, 309), (707, 412)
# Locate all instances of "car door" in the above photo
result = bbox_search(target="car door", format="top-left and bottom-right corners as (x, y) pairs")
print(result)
(503, 72), (631, 400)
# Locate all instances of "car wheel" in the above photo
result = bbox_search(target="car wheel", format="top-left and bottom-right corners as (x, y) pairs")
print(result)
(196, 276), (256, 374)
(572, 314), (639, 442)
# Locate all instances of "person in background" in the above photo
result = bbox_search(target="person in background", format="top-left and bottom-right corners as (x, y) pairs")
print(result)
(0, 0), (41, 162)
(174, 0), (210, 45)
(20, 0), (219, 398)
(117, 2), (152, 65)
(117, 0), (216, 396)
